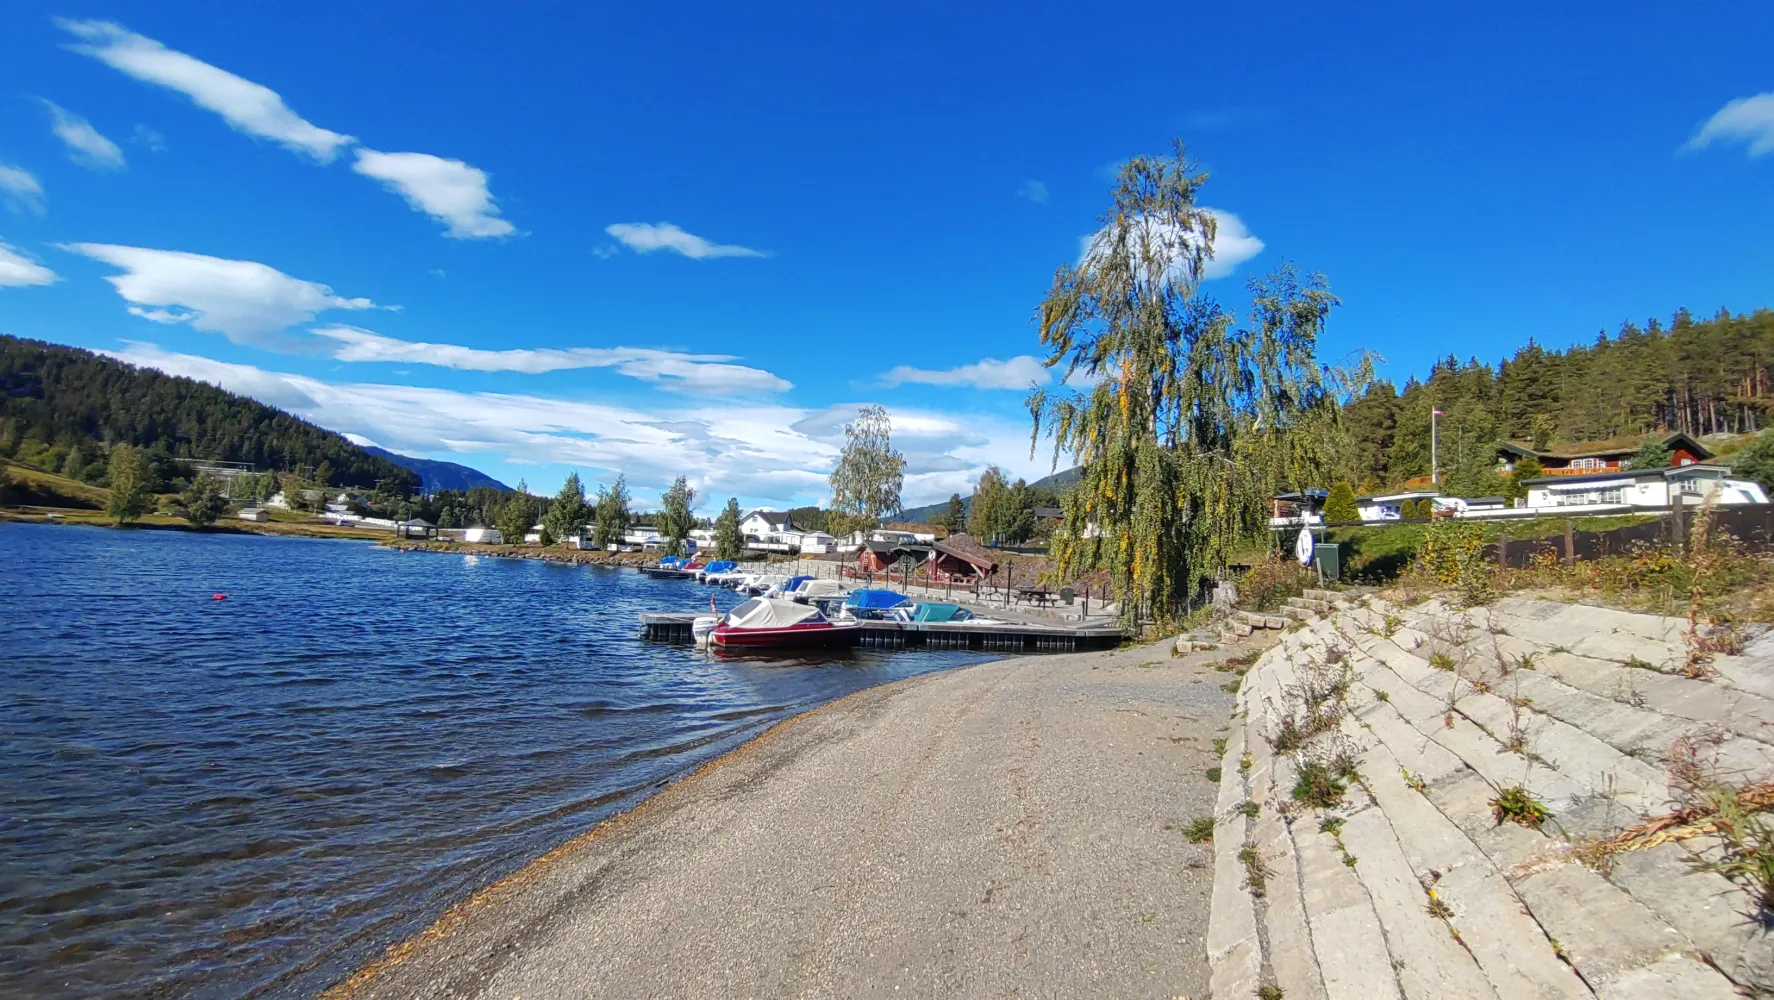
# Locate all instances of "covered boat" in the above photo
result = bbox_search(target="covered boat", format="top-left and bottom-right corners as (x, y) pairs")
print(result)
(843, 589), (912, 619)
(888, 602), (1008, 625)
(712, 598), (860, 649)
(790, 578), (848, 602)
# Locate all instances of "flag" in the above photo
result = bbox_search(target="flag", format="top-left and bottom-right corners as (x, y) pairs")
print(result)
(1432, 408), (1444, 416)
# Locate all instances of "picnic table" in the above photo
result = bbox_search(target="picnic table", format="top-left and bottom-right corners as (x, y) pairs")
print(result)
(1015, 587), (1057, 608)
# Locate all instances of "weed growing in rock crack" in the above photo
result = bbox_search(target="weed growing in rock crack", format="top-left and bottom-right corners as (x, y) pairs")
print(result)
(1319, 816), (1345, 834)
(1239, 844), (1273, 897)
(1205, 766), (1222, 783)
(1238, 801), (1260, 818)
(1490, 785), (1551, 830)
(1401, 769), (1428, 792)
(1663, 730), (1774, 922)
(1212, 737), (1228, 756)
(1257, 983), (1285, 1000)
(1181, 817), (1214, 844)
(1381, 614), (1403, 638)
(1429, 651), (1455, 671)
(1425, 892), (1454, 920)
(1239, 753), (1253, 773)
(1292, 757), (1359, 809)
(1221, 677), (1243, 694)
(1375, 689), (1390, 701)
(1622, 656), (1660, 672)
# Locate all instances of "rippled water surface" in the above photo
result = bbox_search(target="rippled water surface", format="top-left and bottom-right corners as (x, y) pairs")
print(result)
(0, 523), (998, 999)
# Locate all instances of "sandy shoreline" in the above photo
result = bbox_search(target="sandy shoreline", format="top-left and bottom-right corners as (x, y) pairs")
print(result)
(323, 635), (1255, 1000)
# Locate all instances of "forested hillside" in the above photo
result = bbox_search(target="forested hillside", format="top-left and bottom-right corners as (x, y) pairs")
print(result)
(0, 335), (418, 490)
(1338, 307), (1774, 493)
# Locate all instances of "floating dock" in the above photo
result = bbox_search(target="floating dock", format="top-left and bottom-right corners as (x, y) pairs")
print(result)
(641, 568), (698, 580)
(638, 613), (1124, 653)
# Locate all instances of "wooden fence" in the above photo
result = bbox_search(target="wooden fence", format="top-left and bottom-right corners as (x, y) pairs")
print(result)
(1486, 503), (1774, 569)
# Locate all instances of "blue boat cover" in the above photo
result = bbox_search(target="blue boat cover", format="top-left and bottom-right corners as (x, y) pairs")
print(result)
(659, 556), (683, 568)
(703, 560), (737, 574)
(784, 575), (814, 593)
(911, 603), (974, 622)
(845, 589), (911, 610)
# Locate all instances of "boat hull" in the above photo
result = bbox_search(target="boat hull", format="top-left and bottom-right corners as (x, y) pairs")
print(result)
(712, 622), (862, 649)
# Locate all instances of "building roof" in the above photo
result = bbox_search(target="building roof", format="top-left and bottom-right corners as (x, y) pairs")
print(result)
(932, 533), (1000, 574)
(1523, 463), (1731, 487)
(745, 510), (793, 528)
(1500, 431), (1712, 462)
(1356, 490), (1441, 502)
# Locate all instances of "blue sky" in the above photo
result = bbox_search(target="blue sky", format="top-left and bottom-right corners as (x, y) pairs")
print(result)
(1, 2), (1771, 510)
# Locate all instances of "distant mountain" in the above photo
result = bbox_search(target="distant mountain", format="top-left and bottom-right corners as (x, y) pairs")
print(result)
(899, 465), (1080, 523)
(362, 446), (511, 493)
(0, 335), (418, 490)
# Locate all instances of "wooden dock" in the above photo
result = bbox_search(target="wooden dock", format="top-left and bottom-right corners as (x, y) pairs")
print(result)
(637, 613), (1124, 653)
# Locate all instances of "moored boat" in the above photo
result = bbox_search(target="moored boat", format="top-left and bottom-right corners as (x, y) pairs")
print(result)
(711, 597), (861, 649)
(843, 588), (912, 620)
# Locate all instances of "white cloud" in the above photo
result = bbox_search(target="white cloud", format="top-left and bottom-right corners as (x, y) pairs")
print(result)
(1017, 179), (1049, 203)
(881, 355), (1050, 390)
(57, 19), (353, 162)
(604, 222), (768, 259)
(133, 125), (168, 152)
(104, 344), (1047, 508)
(0, 240), (57, 287)
(1078, 206), (1264, 282)
(310, 326), (791, 393)
(351, 149), (514, 239)
(0, 166), (45, 215)
(62, 244), (376, 344)
(37, 99), (126, 170)
(1685, 92), (1774, 157)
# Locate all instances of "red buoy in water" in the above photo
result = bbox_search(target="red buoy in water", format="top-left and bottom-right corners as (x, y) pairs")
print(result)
(212, 593), (227, 600)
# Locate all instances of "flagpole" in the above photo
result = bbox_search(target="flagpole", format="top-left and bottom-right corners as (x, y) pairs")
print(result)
(1431, 408), (1439, 484)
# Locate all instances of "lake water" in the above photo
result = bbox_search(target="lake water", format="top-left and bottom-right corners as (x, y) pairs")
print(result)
(0, 523), (998, 999)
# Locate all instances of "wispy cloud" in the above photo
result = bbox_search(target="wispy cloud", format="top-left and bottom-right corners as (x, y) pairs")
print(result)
(1078, 206), (1264, 281)
(310, 326), (791, 393)
(1017, 179), (1049, 203)
(0, 166), (45, 215)
(351, 149), (515, 239)
(1685, 92), (1774, 157)
(57, 19), (353, 162)
(62, 243), (377, 344)
(604, 222), (768, 259)
(36, 98), (125, 170)
(0, 239), (57, 287)
(881, 355), (1049, 390)
(108, 344), (1047, 507)
(133, 125), (167, 152)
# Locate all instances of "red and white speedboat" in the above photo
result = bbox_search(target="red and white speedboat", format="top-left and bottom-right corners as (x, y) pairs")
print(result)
(712, 597), (861, 650)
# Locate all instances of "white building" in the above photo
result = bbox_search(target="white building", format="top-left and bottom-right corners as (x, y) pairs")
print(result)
(462, 527), (502, 544)
(1354, 490), (1441, 521)
(235, 507), (269, 522)
(1520, 464), (1767, 514)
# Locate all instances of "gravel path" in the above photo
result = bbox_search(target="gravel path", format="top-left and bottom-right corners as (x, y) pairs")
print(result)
(329, 638), (1247, 1000)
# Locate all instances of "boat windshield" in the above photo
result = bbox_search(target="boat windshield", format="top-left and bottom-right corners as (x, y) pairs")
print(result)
(729, 598), (765, 619)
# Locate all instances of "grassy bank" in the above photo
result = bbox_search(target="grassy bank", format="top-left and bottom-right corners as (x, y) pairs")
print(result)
(1326, 514), (1661, 582)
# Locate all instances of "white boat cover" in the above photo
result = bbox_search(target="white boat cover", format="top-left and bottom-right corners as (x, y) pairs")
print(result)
(726, 597), (827, 629)
(795, 579), (847, 598)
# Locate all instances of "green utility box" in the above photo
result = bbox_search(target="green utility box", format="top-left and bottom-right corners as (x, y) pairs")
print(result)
(1059, 587), (1076, 605)
(1313, 542), (1344, 581)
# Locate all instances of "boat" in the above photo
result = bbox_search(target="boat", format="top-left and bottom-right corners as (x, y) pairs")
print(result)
(736, 574), (787, 597)
(888, 602), (1008, 625)
(697, 560), (737, 582)
(711, 597), (862, 649)
(765, 575), (814, 598)
(843, 589), (913, 620)
(789, 578), (848, 603)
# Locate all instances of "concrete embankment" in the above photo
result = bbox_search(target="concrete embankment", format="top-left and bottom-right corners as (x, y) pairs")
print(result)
(328, 638), (1244, 1000)
(1211, 594), (1774, 1000)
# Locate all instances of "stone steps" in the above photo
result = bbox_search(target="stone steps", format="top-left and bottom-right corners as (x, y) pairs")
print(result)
(1209, 594), (1771, 999)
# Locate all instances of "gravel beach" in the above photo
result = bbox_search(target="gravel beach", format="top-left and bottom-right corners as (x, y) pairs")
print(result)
(328, 637), (1249, 1000)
